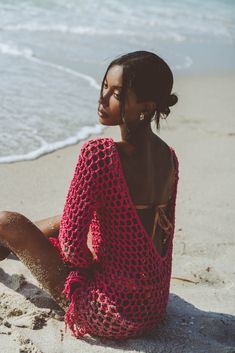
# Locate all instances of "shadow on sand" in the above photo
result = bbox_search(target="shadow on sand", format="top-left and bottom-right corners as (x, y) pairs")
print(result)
(0, 263), (234, 353)
(83, 294), (235, 353)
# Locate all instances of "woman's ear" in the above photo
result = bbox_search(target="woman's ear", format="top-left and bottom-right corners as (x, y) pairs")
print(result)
(145, 101), (157, 115)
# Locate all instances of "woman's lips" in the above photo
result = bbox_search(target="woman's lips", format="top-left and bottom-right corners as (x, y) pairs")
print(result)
(98, 108), (108, 118)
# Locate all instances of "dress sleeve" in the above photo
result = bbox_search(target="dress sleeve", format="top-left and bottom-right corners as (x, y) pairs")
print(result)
(56, 139), (109, 336)
(58, 141), (95, 269)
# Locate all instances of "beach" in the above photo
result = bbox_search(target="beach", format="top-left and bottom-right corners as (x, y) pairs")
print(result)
(0, 72), (235, 352)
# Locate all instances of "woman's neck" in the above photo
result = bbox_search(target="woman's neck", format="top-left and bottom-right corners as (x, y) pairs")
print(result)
(119, 123), (156, 155)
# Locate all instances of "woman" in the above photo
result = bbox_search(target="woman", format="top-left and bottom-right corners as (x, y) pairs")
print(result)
(0, 51), (179, 339)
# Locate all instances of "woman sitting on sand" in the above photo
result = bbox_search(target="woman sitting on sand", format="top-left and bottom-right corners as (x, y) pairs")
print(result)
(0, 51), (179, 339)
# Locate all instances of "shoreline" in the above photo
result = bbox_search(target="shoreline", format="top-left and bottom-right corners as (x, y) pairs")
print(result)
(0, 72), (235, 352)
(1, 70), (235, 165)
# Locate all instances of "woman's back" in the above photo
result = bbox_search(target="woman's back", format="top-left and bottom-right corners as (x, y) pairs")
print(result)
(115, 134), (175, 205)
(115, 134), (176, 257)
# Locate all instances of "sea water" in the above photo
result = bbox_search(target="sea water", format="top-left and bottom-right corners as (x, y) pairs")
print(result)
(0, 0), (234, 163)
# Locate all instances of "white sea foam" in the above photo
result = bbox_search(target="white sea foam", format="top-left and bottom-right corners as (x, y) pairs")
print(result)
(0, 42), (33, 58)
(30, 57), (100, 90)
(0, 124), (105, 164)
(1, 0), (234, 42)
(0, 42), (100, 90)
(0, 40), (102, 164)
(3, 24), (186, 42)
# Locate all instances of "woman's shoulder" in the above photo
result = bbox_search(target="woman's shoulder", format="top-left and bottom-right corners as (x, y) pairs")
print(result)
(152, 134), (174, 153)
(80, 137), (114, 152)
(152, 134), (178, 167)
(78, 138), (116, 169)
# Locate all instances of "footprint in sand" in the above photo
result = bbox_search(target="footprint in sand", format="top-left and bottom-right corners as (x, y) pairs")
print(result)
(192, 266), (224, 286)
(15, 335), (43, 353)
(6, 311), (50, 330)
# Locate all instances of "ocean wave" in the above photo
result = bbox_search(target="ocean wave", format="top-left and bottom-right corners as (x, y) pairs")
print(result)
(3, 21), (234, 42)
(2, 23), (186, 42)
(0, 42), (33, 58)
(1, 0), (234, 44)
(31, 56), (100, 90)
(0, 41), (100, 89)
(0, 124), (105, 164)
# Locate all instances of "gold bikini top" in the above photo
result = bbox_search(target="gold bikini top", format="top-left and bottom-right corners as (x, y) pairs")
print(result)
(135, 202), (172, 242)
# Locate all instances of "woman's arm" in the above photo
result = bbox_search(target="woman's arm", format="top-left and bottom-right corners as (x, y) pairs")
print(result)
(34, 215), (61, 238)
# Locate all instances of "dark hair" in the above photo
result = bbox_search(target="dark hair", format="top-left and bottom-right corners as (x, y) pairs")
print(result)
(100, 51), (178, 129)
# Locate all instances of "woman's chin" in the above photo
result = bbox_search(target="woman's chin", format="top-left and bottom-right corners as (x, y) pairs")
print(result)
(99, 116), (111, 125)
(99, 117), (109, 125)
(98, 114), (120, 126)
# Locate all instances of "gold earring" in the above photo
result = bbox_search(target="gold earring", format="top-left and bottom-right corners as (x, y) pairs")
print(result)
(139, 112), (145, 121)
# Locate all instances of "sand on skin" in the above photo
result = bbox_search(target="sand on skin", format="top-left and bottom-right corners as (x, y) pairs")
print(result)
(0, 73), (235, 353)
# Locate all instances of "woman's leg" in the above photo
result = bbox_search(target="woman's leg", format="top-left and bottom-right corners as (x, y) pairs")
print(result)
(0, 214), (62, 260)
(0, 211), (69, 310)
(34, 214), (61, 239)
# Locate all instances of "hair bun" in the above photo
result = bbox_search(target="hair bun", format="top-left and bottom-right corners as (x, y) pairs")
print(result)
(167, 93), (178, 107)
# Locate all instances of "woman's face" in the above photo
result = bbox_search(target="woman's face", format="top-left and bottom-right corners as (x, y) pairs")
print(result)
(98, 65), (146, 126)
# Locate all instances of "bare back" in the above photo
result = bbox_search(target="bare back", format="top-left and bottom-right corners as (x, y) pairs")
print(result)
(115, 135), (176, 256)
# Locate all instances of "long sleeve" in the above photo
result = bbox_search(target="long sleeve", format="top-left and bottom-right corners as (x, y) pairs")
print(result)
(58, 141), (95, 269)
(57, 139), (109, 337)
(56, 138), (110, 337)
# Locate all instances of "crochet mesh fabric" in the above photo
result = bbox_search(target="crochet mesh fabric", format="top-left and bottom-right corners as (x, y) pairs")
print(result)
(50, 137), (179, 339)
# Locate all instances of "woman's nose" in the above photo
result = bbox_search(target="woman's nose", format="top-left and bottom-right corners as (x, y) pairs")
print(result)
(99, 92), (109, 107)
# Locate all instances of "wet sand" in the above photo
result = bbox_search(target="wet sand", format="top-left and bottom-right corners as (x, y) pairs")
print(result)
(0, 73), (235, 352)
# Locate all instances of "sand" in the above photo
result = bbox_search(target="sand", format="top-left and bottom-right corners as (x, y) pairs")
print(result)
(0, 73), (235, 352)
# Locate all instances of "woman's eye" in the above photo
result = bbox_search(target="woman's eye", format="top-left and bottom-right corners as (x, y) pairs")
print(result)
(103, 82), (108, 89)
(114, 92), (121, 100)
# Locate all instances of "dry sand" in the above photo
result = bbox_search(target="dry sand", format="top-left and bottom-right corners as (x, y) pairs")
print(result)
(0, 73), (235, 352)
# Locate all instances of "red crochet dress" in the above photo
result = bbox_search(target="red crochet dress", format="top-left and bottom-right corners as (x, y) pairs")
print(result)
(51, 137), (179, 339)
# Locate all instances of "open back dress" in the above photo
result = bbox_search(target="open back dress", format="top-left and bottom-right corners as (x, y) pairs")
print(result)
(50, 137), (179, 339)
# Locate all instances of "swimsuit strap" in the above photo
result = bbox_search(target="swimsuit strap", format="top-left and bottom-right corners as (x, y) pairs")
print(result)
(135, 201), (172, 241)
(151, 202), (173, 241)
(135, 204), (154, 209)
(135, 201), (168, 210)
